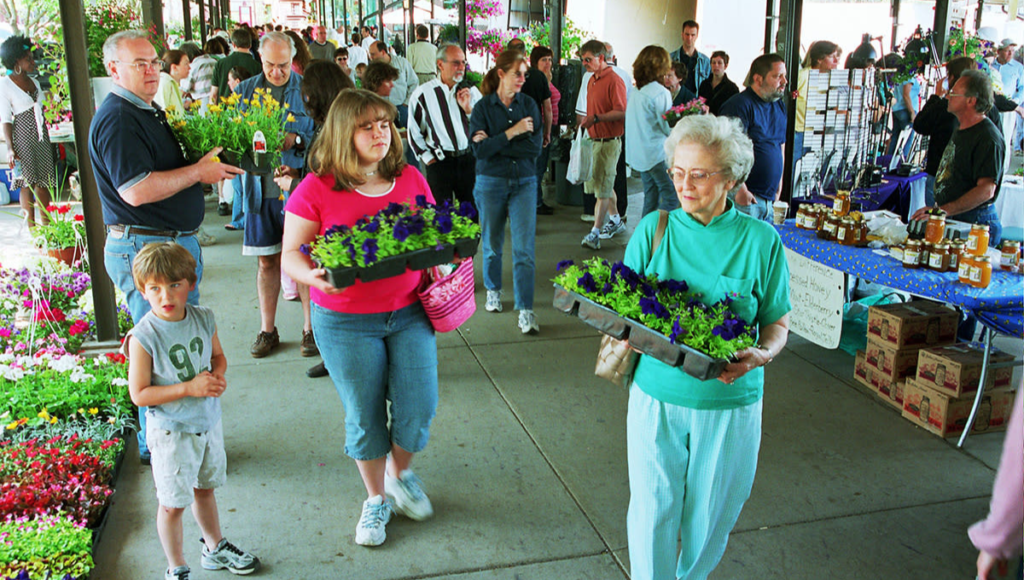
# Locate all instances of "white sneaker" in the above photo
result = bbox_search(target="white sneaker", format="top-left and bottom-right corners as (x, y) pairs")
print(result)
(580, 214), (595, 222)
(598, 219), (626, 239)
(354, 495), (393, 546)
(385, 469), (434, 521)
(518, 310), (539, 335)
(485, 290), (502, 312)
(196, 227), (217, 247)
(581, 231), (601, 250)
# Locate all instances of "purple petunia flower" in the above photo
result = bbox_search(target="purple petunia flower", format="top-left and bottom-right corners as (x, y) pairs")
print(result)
(415, 194), (430, 208)
(668, 316), (688, 344)
(456, 201), (478, 220)
(556, 259), (574, 272)
(712, 317), (747, 341)
(299, 244), (311, 256)
(661, 279), (688, 293)
(577, 272), (598, 293)
(435, 213), (453, 234)
(639, 297), (670, 320)
(382, 202), (405, 218)
(639, 283), (657, 298)
(601, 282), (613, 295)
(362, 239), (379, 264)
(359, 219), (381, 233)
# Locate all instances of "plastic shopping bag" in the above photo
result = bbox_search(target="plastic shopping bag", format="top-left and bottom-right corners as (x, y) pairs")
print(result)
(567, 127), (593, 185)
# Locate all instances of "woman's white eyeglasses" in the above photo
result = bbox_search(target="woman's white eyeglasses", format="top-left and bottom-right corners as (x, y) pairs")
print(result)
(667, 167), (723, 184)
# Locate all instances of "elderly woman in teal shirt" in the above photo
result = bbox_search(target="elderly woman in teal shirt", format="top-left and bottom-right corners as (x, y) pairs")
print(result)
(622, 114), (791, 580)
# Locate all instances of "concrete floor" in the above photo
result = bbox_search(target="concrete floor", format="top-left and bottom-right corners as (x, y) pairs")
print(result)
(3, 180), (1020, 580)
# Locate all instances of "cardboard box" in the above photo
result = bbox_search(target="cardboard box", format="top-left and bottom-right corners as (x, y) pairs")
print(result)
(854, 350), (873, 391)
(866, 302), (958, 349)
(901, 377), (1015, 438)
(915, 344), (1015, 397)
(865, 336), (920, 384)
(876, 379), (905, 411)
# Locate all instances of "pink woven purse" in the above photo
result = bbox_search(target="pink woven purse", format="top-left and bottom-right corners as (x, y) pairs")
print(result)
(418, 258), (476, 332)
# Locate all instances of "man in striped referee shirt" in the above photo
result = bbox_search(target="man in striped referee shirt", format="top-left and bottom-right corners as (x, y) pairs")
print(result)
(407, 44), (482, 205)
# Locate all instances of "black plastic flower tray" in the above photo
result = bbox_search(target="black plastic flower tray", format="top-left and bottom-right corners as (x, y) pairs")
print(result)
(359, 255), (408, 282)
(321, 264), (359, 289)
(241, 151), (274, 175)
(553, 285), (730, 381)
(627, 322), (729, 381)
(407, 244), (456, 270)
(454, 236), (481, 258)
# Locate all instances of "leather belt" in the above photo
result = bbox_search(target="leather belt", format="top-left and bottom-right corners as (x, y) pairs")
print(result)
(443, 148), (472, 158)
(592, 137), (621, 142)
(107, 224), (198, 238)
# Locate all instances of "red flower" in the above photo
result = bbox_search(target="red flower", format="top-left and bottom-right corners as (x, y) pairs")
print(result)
(46, 205), (58, 212)
(105, 352), (127, 364)
(69, 319), (90, 336)
(73, 214), (85, 222)
(56, 205), (71, 214)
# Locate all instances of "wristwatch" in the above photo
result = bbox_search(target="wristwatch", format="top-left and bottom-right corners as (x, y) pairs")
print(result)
(294, 134), (305, 151)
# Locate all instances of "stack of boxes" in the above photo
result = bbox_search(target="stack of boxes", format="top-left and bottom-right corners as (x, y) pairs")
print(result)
(853, 302), (1017, 438)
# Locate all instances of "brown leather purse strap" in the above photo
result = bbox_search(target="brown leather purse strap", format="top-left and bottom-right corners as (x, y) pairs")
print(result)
(651, 209), (669, 256)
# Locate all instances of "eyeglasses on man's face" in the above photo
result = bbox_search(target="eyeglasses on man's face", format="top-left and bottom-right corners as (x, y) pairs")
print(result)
(117, 59), (161, 73)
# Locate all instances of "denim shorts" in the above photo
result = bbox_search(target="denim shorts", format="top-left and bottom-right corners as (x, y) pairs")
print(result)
(312, 301), (438, 461)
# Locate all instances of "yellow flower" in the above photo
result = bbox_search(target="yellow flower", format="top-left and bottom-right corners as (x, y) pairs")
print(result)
(88, 408), (99, 415)
(278, 194), (285, 201)
(232, 117), (243, 123)
(209, 104), (223, 114)
(283, 103), (290, 109)
(5, 421), (18, 430)
(211, 156), (221, 163)
(248, 121), (256, 126)
(49, 416), (58, 424)
(108, 417), (117, 424)
(286, 114), (296, 123)
(77, 408), (85, 415)
(37, 408), (50, 420)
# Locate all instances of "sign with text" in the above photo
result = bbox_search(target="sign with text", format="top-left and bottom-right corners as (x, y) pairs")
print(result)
(785, 248), (846, 349)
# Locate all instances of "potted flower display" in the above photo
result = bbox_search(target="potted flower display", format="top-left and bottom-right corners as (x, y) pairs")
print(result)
(305, 196), (481, 288)
(169, 89), (293, 175)
(0, 515), (95, 580)
(663, 96), (709, 128)
(552, 258), (757, 380)
(30, 204), (86, 267)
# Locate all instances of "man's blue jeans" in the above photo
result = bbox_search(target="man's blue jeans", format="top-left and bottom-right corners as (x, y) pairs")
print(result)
(535, 142), (551, 208)
(229, 175), (247, 229)
(640, 161), (680, 217)
(734, 195), (772, 222)
(474, 174), (537, 311)
(104, 229), (204, 459)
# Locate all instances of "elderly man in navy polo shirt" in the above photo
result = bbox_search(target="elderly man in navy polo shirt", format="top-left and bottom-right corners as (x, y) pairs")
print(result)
(89, 29), (243, 462)
(233, 31), (315, 359)
(718, 53), (788, 222)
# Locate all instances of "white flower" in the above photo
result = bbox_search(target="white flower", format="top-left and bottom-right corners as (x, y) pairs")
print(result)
(68, 367), (94, 383)
(0, 366), (24, 381)
(0, 353), (14, 364)
(111, 377), (129, 387)
(48, 355), (80, 373)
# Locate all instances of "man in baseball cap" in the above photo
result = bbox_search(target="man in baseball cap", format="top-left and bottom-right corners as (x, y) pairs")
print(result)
(992, 38), (1024, 160)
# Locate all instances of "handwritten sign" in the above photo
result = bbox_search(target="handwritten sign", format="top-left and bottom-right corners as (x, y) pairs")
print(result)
(785, 248), (846, 349)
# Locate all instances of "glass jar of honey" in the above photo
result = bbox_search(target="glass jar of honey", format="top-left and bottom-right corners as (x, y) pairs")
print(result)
(966, 224), (990, 256)
(925, 214), (946, 244)
(969, 256), (992, 288)
(903, 240), (922, 269)
(837, 218), (856, 245)
(1000, 240), (1021, 272)
(920, 242), (933, 267)
(928, 242), (950, 272)
(822, 213), (840, 241)
(833, 191), (851, 216)
(795, 206), (809, 229)
(949, 240), (966, 273)
(958, 253), (975, 284)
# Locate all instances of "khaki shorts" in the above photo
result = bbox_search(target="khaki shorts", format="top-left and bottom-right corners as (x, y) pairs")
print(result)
(585, 139), (622, 199)
(148, 420), (227, 509)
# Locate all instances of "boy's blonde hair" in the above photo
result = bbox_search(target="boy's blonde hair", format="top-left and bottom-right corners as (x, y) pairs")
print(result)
(132, 242), (197, 290)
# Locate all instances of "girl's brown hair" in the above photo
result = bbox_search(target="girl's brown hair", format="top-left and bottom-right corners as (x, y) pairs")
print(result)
(309, 89), (405, 190)
(285, 30), (312, 74)
(480, 50), (528, 95)
(633, 45), (671, 88)
(160, 49), (187, 74)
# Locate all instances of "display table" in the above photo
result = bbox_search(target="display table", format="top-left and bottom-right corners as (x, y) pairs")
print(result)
(778, 221), (1023, 446)
(793, 170), (927, 221)
(997, 177), (1024, 241)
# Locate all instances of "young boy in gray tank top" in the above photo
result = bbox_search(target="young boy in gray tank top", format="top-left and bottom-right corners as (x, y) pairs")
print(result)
(125, 242), (260, 580)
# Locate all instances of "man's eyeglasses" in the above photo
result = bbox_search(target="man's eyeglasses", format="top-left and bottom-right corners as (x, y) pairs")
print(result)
(444, 59), (467, 67)
(117, 59), (161, 73)
(265, 62), (290, 72)
(667, 167), (723, 184)
(947, 92), (967, 98)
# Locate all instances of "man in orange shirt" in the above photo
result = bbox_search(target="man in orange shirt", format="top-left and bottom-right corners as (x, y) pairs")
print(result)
(578, 40), (627, 250)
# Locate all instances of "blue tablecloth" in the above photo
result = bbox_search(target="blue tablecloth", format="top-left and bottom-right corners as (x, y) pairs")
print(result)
(777, 221), (1024, 337)
(793, 170), (927, 220)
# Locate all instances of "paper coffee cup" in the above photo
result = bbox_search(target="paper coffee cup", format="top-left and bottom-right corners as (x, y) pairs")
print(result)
(772, 201), (789, 224)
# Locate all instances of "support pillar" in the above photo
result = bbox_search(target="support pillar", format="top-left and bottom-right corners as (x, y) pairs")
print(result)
(458, 0), (466, 52)
(184, 0), (193, 40)
(57, 0), (120, 343)
(779, 0), (803, 204)
(141, 0), (165, 39)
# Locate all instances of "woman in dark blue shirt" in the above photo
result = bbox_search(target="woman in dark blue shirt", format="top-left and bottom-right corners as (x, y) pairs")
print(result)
(469, 50), (543, 335)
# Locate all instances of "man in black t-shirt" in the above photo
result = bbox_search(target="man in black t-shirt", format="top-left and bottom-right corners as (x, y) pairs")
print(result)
(508, 38), (553, 214)
(913, 69), (1003, 247)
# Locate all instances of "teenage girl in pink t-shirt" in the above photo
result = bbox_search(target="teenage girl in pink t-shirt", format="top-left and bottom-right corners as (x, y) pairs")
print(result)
(282, 90), (438, 548)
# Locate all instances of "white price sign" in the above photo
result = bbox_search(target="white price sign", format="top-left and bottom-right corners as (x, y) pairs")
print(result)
(785, 248), (846, 349)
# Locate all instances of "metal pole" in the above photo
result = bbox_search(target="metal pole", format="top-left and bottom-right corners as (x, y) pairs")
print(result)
(223, 0), (231, 27)
(342, 0), (348, 39)
(764, 0), (778, 55)
(458, 0), (466, 52)
(891, 0), (901, 52)
(550, 0), (562, 68)
(780, 0), (803, 205)
(57, 0), (120, 343)
(933, 0), (952, 58)
(184, 0), (193, 40)
(141, 0), (165, 39)
(198, 0), (208, 44)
